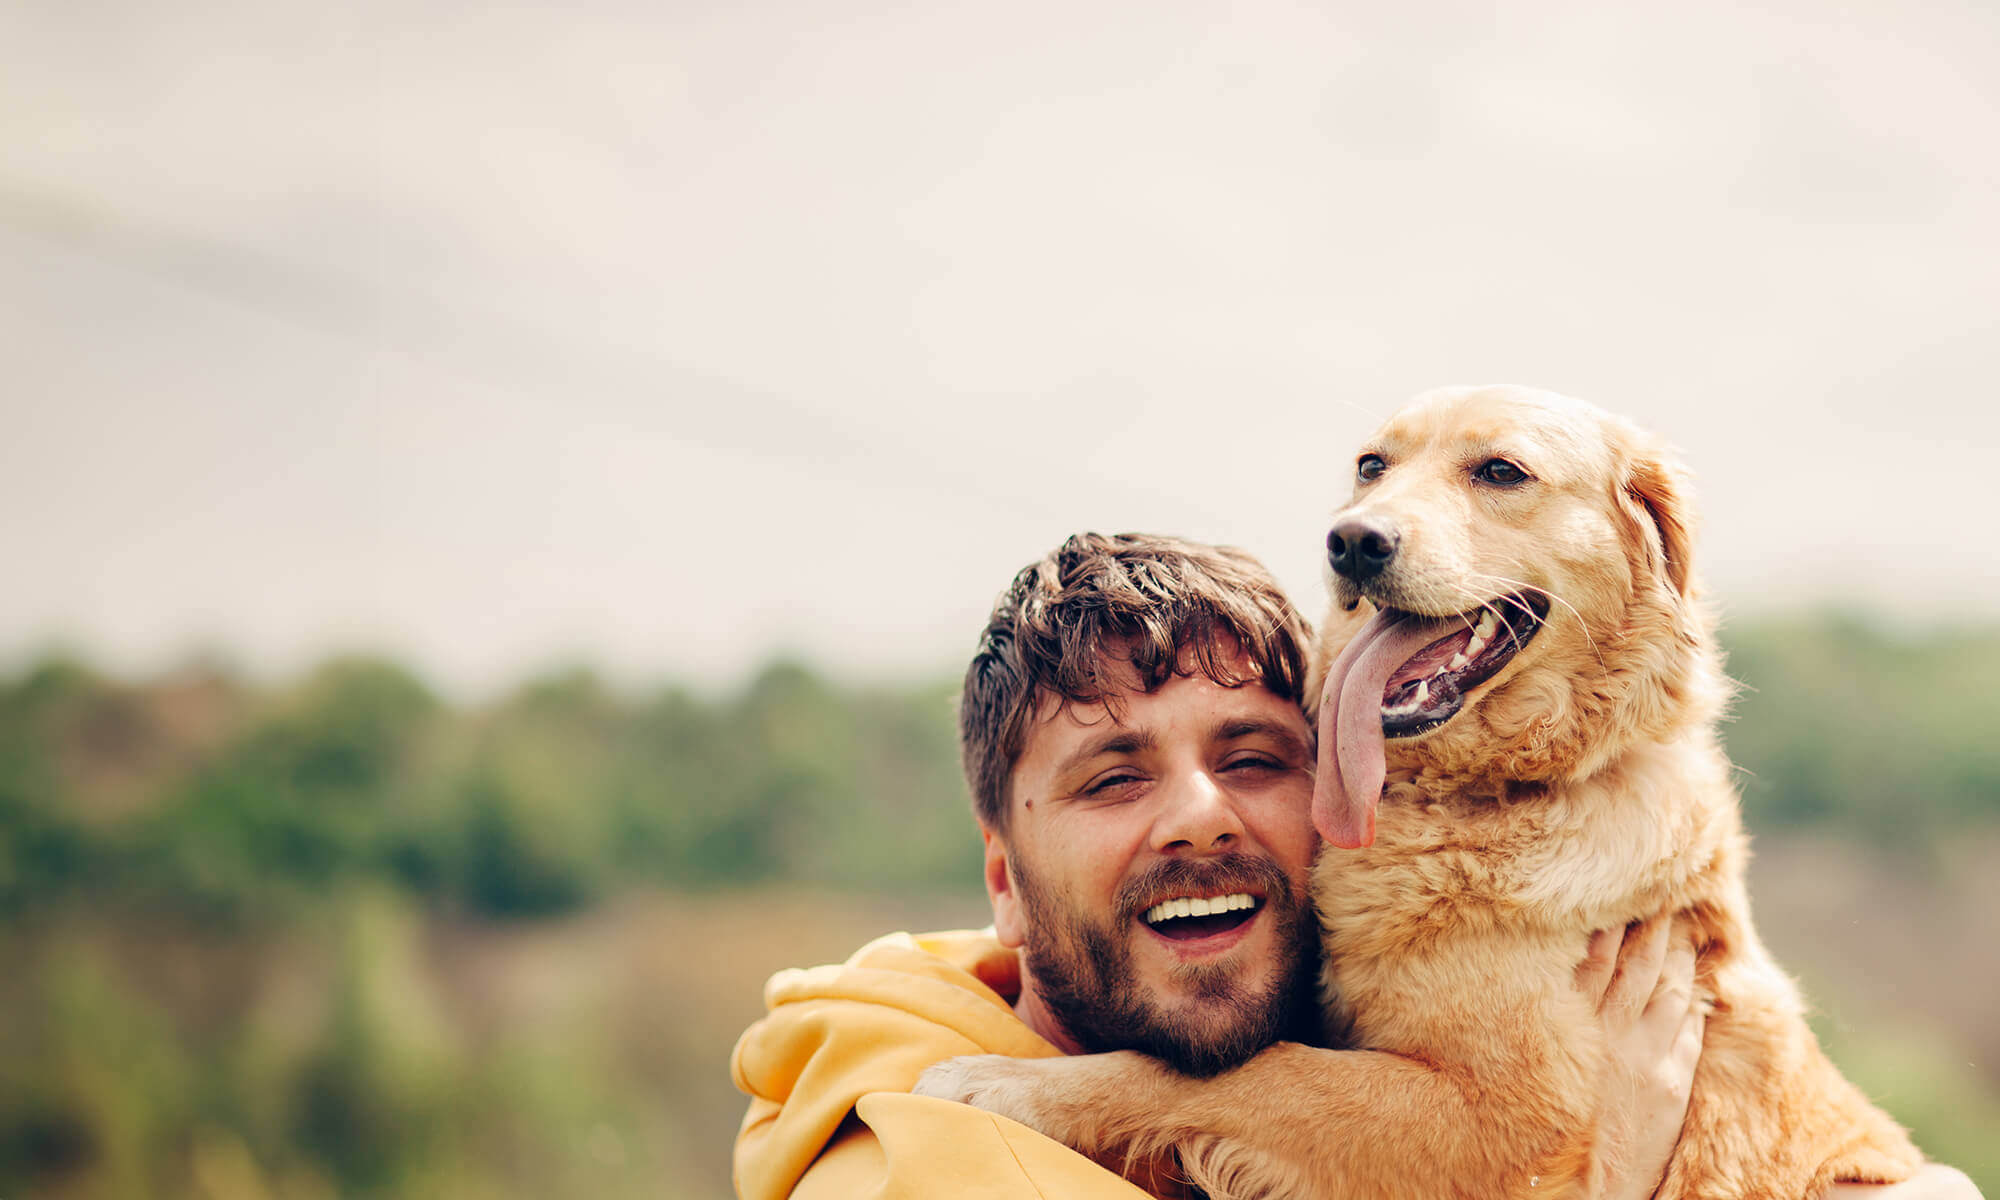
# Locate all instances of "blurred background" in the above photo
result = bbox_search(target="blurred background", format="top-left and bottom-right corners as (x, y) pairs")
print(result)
(3, 1), (1996, 1197)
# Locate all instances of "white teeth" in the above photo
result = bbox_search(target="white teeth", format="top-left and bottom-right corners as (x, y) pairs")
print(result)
(1464, 634), (1487, 660)
(1447, 652), (1469, 671)
(1384, 678), (1433, 717)
(1142, 892), (1257, 925)
(1475, 610), (1497, 639)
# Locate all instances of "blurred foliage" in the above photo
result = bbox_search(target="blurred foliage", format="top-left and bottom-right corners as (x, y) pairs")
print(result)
(0, 654), (976, 925)
(0, 615), (1995, 1197)
(1723, 614), (2000, 845)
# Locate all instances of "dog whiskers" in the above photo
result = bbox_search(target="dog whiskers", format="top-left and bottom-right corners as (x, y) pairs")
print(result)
(1437, 583), (1516, 641)
(1462, 573), (1607, 670)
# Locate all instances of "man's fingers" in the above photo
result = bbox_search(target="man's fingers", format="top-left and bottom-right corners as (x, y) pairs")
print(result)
(1589, 923), (1706, 1200)
(1575, 927), (1619, 998)
(1660, 984), (1706, 1101)
(1603, 917), (1672, 1020)
(1643, 937), (1698, 1024)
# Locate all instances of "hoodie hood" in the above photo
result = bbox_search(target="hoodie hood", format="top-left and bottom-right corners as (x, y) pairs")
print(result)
(734, 929), (1148, 1200)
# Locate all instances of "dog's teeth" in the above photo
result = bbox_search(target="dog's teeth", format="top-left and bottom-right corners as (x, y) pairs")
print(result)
(1475, 610), (1497, 639)
(1464, 635), (1488, 659)
(1413, 680), (1430, 708)
(1447, 652), (1469, 671)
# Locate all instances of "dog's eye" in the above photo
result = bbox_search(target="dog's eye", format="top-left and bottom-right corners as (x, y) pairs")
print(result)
(1474, 458), (1527, 486)
(1357, 454), (1387, 482)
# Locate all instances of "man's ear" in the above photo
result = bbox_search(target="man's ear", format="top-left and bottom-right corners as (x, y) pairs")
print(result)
(983, 825), (1025, 949)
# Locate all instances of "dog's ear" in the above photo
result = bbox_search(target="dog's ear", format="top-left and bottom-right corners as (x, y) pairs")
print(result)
(1621, 447), (1695, 598)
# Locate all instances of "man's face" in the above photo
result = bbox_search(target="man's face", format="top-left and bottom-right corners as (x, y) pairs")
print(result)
(985, 645), (1320, 1077)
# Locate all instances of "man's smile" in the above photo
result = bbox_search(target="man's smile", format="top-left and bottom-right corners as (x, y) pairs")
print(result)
(1139, 891), (1265, 945)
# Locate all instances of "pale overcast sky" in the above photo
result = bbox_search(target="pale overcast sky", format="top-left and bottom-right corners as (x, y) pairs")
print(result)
(3, 0), (1996, 694)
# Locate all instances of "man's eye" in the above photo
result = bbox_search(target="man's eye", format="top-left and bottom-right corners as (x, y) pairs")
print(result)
(1357, 454), (1387, 482)
(1085, 772), (1141, 795)
(1474, 458), (1528, 486)
(1223, 754), (1283, 774)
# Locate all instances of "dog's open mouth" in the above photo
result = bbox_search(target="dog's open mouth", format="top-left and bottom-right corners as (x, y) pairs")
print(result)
(1140, 892), (1262, 942)
(1313, 590), (1550, 849)
(1376, 593), (1548, 738)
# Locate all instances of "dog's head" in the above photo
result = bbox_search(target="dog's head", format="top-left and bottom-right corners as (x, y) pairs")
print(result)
(1310, 385), (1724, 848)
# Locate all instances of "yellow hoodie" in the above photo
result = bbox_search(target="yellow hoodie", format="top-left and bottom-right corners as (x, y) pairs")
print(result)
(731, 928), (1156, 1200)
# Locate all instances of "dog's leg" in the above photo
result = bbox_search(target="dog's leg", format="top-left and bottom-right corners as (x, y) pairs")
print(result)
(917, 1039), (1597, 1200)
(1657, 1001), (1922, 1200)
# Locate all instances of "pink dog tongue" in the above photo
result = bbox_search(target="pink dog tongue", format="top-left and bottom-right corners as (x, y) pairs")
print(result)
(1313, 610), (1448, 848)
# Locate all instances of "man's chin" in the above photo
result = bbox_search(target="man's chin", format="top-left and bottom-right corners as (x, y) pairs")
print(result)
(1125, 946), (1298, 1076)
(1131, 986), (1290, 1077)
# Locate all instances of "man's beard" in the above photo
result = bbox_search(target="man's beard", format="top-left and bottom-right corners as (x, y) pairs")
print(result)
(1013, 851), (1316, 1078)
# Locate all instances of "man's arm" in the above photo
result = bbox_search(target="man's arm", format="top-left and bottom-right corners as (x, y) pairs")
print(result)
(917, 919), (1970, 1200)
(916, 920), (1700, 1200)
(1830, 1168), (1985, 1200)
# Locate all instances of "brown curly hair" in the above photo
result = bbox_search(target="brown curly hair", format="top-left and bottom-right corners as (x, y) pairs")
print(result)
(960, 532), (1312, 830)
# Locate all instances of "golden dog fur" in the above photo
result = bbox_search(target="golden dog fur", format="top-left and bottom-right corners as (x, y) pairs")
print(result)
(918, 386), (1921, 1199)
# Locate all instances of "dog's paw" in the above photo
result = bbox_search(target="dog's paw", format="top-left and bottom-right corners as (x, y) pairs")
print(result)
(913, 1054), (1065, 1136)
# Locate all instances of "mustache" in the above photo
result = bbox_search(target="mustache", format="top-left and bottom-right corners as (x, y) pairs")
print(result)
(1112, 852), (1295, 924)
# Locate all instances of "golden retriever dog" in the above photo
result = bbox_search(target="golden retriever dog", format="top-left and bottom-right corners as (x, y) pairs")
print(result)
(917, 386), (1922, 1199)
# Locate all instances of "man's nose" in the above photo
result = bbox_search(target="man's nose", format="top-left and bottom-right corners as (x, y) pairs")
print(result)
(1152, 768), (1245, 853)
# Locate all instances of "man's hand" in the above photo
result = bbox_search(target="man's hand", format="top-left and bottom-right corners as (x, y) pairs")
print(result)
(1574, 917), (1703, 1200)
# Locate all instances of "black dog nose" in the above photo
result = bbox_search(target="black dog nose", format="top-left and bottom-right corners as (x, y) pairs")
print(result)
(1326, 518), (1399, 582)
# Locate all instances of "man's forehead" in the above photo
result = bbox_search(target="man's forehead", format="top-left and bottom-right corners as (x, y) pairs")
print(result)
(1025, 641), (1269, 725)
(1024, 673), (1298, 749)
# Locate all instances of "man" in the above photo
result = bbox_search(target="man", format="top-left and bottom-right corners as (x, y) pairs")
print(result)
(731, 533), (1975, 1200)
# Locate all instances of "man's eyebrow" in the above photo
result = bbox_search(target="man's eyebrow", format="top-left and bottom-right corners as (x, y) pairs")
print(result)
(1051, 729), (1155, 780)
(1214, 718), (1310, 759)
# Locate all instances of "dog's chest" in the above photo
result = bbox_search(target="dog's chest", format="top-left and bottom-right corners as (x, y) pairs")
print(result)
(1311, 803), (1534, 956)
(1307, 795), (1603, 1051)
(1318, 749), (1737, 947)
